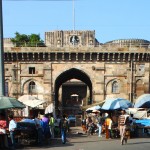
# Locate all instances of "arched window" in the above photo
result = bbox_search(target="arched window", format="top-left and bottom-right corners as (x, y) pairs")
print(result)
(112, 81), (119, 93)
(29, 81), (36, 94)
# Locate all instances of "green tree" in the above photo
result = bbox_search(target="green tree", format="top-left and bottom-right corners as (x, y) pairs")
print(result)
(11, 32), (45, 47)
(11, 32), (29, 47)
(28, 33), (45, 47)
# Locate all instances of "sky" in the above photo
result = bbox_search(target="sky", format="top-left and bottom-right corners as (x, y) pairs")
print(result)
(2, 0), (150, 43)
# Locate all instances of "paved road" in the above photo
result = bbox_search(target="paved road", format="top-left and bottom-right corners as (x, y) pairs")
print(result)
(17, 127), (150, 150)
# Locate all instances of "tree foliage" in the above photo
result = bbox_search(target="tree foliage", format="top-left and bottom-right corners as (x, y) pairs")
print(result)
(11, 32), (45, 47)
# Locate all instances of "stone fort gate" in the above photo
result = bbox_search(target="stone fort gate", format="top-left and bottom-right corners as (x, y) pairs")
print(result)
(4, 30), (150, 115)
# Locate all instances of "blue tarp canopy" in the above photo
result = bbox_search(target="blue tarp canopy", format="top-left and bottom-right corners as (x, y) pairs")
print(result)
(101, 97), (132, 110)
(134, 94), (150, 108)
(135, 119), (150, 127)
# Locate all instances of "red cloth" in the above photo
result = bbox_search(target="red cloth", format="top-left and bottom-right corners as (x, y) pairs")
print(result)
(0, 120), (7, 129)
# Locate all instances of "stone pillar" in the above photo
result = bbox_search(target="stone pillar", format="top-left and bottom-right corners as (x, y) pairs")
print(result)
(102, 53), (105, 61)
(27, 53), (29, 61)
(43, 52), (45, 61)
(123, 53), (126, 61)
(16, 53), (19, 61)
(62, 53), (64, 61)
(118, 53), (121, 61)
(11, 53), (13, 61)
(69, 53), (71, 61)
(90, 53), (92, 61)
(133, 53), (136, 61)
(108, 53), (110, 61)
(142, 53), (144, 61)
(22, 53), (24, 61)
(33, 53), (35, 61)
(128, 54), (131, 61)
(97, 53), (99, 61)
(76, 53), (78, 61)
(83, 53), (85, 61)
(48, 53), (51, 60)
(113, 53), (115, 61)
(137, 53), (140, 61)
(55, 53), (57, 61)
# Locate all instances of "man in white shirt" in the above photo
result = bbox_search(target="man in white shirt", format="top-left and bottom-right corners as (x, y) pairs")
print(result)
(8, 114), (17, 149)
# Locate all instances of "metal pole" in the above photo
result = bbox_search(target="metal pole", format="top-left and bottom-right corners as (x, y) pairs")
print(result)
(0, 0), (7, 123)
(0, 0), (5, 96)
(130, 59), (133, 102)
(73, 0), (75, 31)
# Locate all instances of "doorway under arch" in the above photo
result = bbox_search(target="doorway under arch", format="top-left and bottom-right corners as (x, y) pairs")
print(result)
(54, 68), (92, 115)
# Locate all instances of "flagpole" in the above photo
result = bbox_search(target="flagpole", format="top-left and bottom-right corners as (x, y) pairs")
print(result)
(0, 0), (5, 96)
(72, 0), (75, 48)
(73, 0), (75, 31)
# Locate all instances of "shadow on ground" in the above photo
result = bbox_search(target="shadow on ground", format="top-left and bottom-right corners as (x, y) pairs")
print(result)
(15, 127), (88, 149)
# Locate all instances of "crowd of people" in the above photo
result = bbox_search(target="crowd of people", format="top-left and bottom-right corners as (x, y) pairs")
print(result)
(0, 109), (138, 149)
(0, 112), (70, 149)
(82, 110), (136, 145)
(22, 113), (70, 145)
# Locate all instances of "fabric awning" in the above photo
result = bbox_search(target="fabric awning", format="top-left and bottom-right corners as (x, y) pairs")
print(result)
(18, 95), (46, 108)
(82, 100), (105, 110)
(0, 96), (25, 109)
(45, 103), (54, 114)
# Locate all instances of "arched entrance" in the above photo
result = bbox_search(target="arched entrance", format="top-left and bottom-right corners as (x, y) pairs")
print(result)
(54, 68), (92, 115)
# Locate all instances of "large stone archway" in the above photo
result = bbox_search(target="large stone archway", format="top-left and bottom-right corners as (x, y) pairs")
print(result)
(54, 68), (92, 115)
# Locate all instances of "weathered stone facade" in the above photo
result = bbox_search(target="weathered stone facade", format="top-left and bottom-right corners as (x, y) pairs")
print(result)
(3, 30), (150, 115)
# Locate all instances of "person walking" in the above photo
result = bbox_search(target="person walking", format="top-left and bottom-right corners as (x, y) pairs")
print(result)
(96, 113), (103, 137)
(33, 114), (43, 145)
(129, 114), (136, 137)
(41, 114), (50, 144)
(105, 114), (112, 139)
(49, 114), (55, 139)
(86, 116), (93, 135)
(108, 117), (112, 139)
(60, 115), (68, 144)
(54, 115), (61, 137)
(8, 114), (17, 149)
(118, 110), (129, 145)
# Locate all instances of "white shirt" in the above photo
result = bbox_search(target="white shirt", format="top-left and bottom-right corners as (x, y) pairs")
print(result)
(9, 119), (17, 132)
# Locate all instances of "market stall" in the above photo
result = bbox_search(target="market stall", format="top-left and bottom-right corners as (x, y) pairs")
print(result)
(0, 96), (25, 149)
(101, 97), (133, 139)
(134, 119), (150, 137)
(15, 121), (38, 145)
(133, 94), (150, 137)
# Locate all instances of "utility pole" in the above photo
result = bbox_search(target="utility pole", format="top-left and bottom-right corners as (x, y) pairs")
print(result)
(0, 0), (5, 96)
